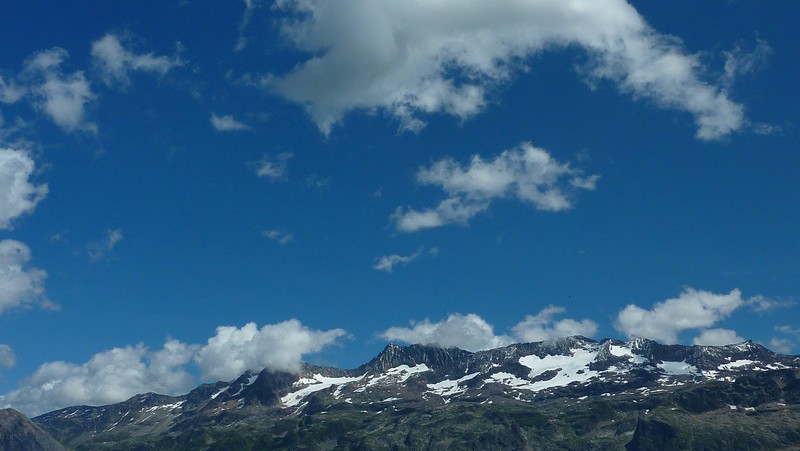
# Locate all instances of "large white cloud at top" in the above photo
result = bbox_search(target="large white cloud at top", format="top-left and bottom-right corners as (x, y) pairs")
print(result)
(269, 0), (744, 139)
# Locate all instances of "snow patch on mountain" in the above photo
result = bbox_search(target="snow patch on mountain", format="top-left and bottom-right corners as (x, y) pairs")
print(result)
(282, 374), (365, 407)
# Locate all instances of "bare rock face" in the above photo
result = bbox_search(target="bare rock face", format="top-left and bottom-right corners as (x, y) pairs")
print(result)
(0, 408), (65, 451)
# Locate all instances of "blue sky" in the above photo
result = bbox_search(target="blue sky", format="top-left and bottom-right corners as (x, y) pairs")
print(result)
(1, 0), (798, 415)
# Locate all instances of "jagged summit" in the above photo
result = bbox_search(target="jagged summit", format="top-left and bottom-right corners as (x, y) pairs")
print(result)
(30, 337), (800, 450)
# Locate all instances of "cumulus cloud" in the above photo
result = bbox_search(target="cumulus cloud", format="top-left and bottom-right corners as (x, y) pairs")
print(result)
(195, 320), (347, 381)
(254, 152), (292, 181)
(21, 48), (96, 133)
(268, 0), (744, 139)
(512, 306), (598, 342)
(0, 344), (15, 368)
(393, 142), (596, 232)
(1, 319), (346, 415)
(0, 339), (197, 416)
(91, 33), (183, 86)
(381, 307), (597, 352)
(614, 288), (749, 344)
(0, 148), (48, 230)
(381, 313), (511, 352)
(0, 240), (51, 315)
(746, 295), (793, 312)
(210, 113), (250, 131)
(692, 328), (745, 346)
(87, 229), (123, 262)
(262, 229), (293, 244)
(374, 249), (423, 273)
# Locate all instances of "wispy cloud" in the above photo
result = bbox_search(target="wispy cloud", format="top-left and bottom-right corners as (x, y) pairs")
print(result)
(91, 33), (183, 87)
(0, 344), (15, 368)
(87, 229), (123, 262)
(210, 113), (250, 131)
(262, 229), (293, 245)
(392, 143), (596, 232)
(253, 152), (292, 182)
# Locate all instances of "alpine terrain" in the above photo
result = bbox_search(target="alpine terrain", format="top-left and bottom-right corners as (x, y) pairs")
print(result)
(26, 337), (800, 450)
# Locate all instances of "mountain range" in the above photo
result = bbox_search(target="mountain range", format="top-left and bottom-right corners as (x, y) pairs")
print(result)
(6, 336), (800, 450)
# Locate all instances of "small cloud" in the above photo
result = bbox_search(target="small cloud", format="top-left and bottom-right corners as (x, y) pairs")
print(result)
(374, 250), (421, 273)
(692, 328), (745, 346)
(721, 38), (772, 88)
(0, 239), (52, 315)
(0, 148), (48, 230)
(775, 325), (800, 338)
(253, 152), (292, 182)
(91, 33), (183, 87)
(769, 337), (794, 354)
(87, 228), (123, 262)
(306, 174), (332, 190)
(20, 48), (97, 133)
(747, 295), (794, 312)
(381, 313), (511, 352)
(392, 143), (597, 232)
(210, 113), (250, 132)
(512, 306), (598, 343)
(263, 229), (293, 245)
(0, 343), (16, 368)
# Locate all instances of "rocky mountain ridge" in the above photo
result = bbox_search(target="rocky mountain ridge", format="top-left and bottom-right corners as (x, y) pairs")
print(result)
(30, 337), (800, 450)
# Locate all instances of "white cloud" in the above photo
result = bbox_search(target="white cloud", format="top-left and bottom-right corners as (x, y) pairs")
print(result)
(210, 113), (250, 131)
(0, 344), (15, 368)
(194, 320), (347, 381)
(381, 308), (597, 352)
(1, 319), (346, 416)
(0, 339), (197, 417)
(87, 229), (123, 262)
(263, 229), (293, 245)
(393, 142), (596, 232)
(721, 38), (772, 88)
(91, 33), (183, 86)
(0, 240), (51, 315)
(0, 76), (25, 104)
(254, 152), (293, 181)
(0, 148), (48, 230)
(775, 325), (800, 338)
(381, 313), (511, 352)
(769, 337), (793, 354)
(692, 328), (745, 346)
(746, 295), (793, 312)
(235, 0), (263, 52)
(512, 306), (598, 343)
(614, 288), (747, 344)
(268, 0), (744, 139)
(374, 249), (422, 273)
(21, 48), (96, 133)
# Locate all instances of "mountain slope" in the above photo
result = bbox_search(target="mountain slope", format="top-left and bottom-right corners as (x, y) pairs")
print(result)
(32, 337), (800, 450)
(0, 408), (66, 451)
